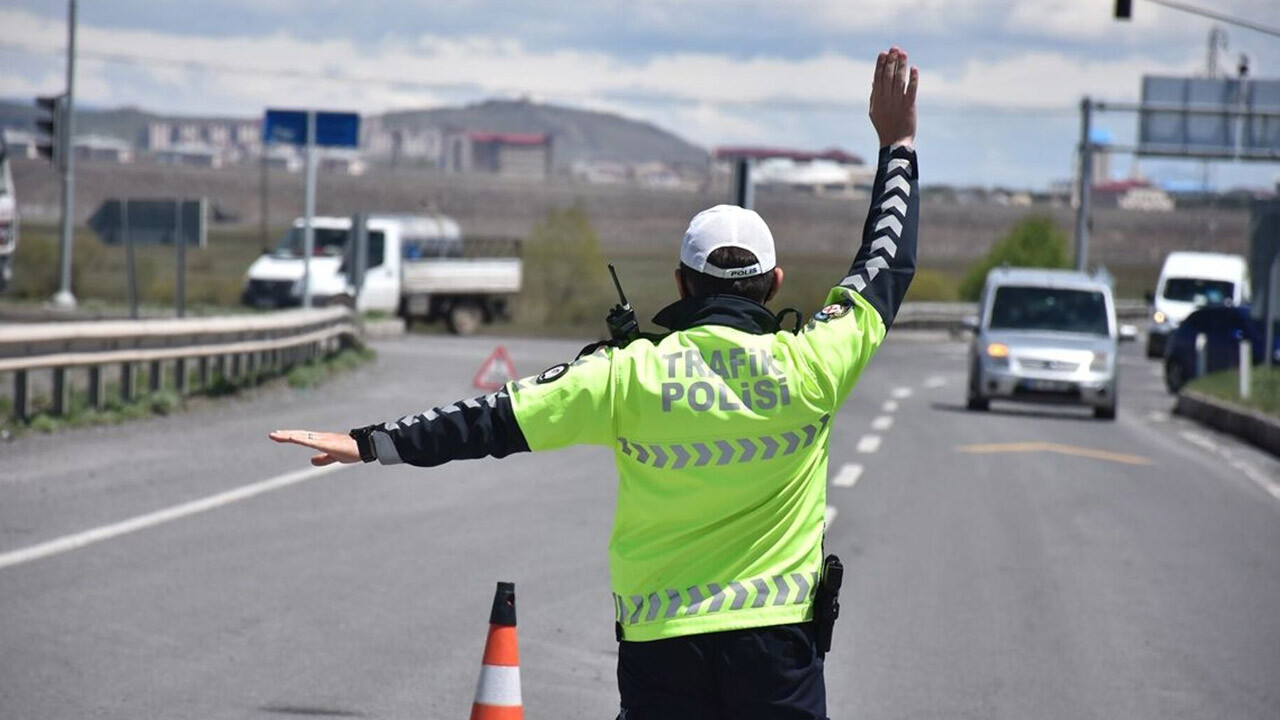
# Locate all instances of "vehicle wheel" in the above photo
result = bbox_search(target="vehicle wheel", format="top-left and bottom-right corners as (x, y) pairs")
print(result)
(1145, 335), (1161, 359)
(1164, 358), (1186, 394)
(966, 364), (989, 411)
(1094, 403), (1117, 421)
(446, 301), (483, 336)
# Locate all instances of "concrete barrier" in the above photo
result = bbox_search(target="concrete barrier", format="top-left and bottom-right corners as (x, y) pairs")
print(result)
(1174, 390), (1280, 458)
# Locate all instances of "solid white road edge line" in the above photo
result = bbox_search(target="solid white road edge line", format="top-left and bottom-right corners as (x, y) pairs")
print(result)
(871, 415), (894, 431)
(832, 463), (864, 488)
(856, 435), (882, 453)
(0, 464), (350, 571)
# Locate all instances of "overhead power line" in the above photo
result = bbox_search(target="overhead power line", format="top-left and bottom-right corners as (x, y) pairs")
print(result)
(0, 39), (1076, 117)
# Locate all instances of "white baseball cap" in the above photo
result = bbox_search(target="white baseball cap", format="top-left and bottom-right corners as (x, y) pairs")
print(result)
(679, 205), (777, 279)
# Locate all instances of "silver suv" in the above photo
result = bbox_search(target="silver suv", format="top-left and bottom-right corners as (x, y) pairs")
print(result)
(966, 268), (1124, 420)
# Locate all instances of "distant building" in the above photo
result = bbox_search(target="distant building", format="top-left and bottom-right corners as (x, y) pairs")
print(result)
(2, 129), (38, 159)
(262, 145), (302, 172)
(154, 143), (222, 169)
(714, 146), (869, 196)
(145, 118), (261, 163)
(362, 118), (442, 166)
(73, 135), (134, 163)
(442, 131), (552, 180)
(1094, 179), (1175, 212)
(319, 148), (366, 176)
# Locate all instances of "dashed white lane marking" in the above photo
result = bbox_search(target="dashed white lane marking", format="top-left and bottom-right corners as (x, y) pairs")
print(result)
(856, 435), (882, 453)
(924, 376), (947, 389)
(882, 400), (899, 413)
(892, 387), (914, 399)
(0, 464), (350, 571)
(871, 415), (894, 431)
(825, 505), (839, 526)
(831, 463), (864, 488)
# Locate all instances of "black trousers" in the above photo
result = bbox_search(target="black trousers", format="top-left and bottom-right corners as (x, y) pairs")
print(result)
(616, 622), (827, 720)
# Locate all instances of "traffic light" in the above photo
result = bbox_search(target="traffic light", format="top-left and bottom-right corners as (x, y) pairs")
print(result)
(34, 93), (65, 167)
(1115, 0), (1133, 20)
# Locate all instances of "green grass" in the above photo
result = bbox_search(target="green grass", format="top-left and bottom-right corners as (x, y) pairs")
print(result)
(1187, 367), (1280, 417)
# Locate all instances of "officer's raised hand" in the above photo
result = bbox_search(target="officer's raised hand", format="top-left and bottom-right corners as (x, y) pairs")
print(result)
(869, 46), (918, 150)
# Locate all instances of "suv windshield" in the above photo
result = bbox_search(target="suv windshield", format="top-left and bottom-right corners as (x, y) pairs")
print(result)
(272, 227), (348, 258)
(989, 286), (1110, 336)
(1162, 277), (1233, 304)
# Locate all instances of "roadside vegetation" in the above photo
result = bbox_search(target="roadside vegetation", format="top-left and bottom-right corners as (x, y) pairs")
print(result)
(1186, 367), (1280, 417)
(0, 345), (376, 439)
(958, 215), (1071, 301)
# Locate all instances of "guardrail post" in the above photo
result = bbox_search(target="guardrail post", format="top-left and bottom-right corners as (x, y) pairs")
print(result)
(149, 360), (162, 394)
(198, 356), (210, 388)
(14, 370), (29, 422)
(121, 362), (135, 402)
(175, 358), (187, 395)
(230, 353), (241, 380)
(246, 351), (258, 384)
(52, 368), (69, 416)
(1239, 340), (1251, 400)
(88, 366), (104, 410)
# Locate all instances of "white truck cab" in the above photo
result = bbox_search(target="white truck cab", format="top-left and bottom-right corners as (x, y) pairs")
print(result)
(1145, 251), (1250, 358)
(241, 217), (352, 308)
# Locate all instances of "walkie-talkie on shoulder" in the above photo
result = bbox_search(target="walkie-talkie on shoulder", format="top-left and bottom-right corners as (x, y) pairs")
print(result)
(606, 263), (640, 343)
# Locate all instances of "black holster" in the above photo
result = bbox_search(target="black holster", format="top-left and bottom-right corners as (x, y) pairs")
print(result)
(813, 554), (843, 655)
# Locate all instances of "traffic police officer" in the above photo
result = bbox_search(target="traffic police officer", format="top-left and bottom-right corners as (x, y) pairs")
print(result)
(272, 46), (919, 719)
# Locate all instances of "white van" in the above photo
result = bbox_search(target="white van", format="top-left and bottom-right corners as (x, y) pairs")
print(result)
(1146, 251), (1250, 358)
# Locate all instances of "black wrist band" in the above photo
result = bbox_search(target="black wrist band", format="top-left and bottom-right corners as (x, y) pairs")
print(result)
(349, 425), (378, 463)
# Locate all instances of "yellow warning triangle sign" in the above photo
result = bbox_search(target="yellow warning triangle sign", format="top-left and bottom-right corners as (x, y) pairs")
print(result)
(474, 345), (517, 391)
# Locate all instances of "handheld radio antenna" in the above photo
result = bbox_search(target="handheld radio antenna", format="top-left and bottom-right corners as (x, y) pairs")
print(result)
(608, 263), (631, 309)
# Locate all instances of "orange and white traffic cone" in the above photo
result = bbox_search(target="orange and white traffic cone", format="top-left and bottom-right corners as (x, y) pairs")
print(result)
(470, 581), (523, 720)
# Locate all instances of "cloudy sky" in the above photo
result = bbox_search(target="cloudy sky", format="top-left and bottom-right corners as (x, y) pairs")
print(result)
(2, 0), (1278, 190)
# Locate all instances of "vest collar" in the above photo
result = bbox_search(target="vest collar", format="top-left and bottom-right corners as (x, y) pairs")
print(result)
(651, 294), (780, 335)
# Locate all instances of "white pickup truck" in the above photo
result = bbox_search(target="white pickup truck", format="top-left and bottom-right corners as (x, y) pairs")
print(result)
(242, 214), (522, 334)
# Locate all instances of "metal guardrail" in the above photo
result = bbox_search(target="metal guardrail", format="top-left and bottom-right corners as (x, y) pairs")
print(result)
(893, 300), (1150, 331)
(1, 307), (361, 422)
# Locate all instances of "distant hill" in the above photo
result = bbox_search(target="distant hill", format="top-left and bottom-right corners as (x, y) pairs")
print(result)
(0, 97), (709, 170)
(380, 99), (709, 171)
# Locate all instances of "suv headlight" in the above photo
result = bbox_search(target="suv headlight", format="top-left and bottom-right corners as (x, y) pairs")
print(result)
(1153, 310), (1167, 325)
(1090, 352), (1110, 372)
(985, 342), (1010, 367)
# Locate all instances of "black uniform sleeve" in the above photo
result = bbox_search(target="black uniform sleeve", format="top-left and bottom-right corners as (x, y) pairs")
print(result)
(837, 144), (919, 328)
(349, 387), (530, 467)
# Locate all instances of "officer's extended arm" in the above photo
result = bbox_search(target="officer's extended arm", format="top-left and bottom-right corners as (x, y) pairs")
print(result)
(348, 388), (530, 467)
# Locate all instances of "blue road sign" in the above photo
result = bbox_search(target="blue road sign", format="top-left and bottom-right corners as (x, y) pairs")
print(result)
(263, 109), (360, 148)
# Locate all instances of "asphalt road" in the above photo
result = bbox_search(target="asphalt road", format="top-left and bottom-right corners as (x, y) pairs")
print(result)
(2, 331), (1278, 719)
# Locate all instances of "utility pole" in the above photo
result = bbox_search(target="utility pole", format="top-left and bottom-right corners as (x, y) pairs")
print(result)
(51, 0), (78, 308)
(1073, 97), (1094, 272)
